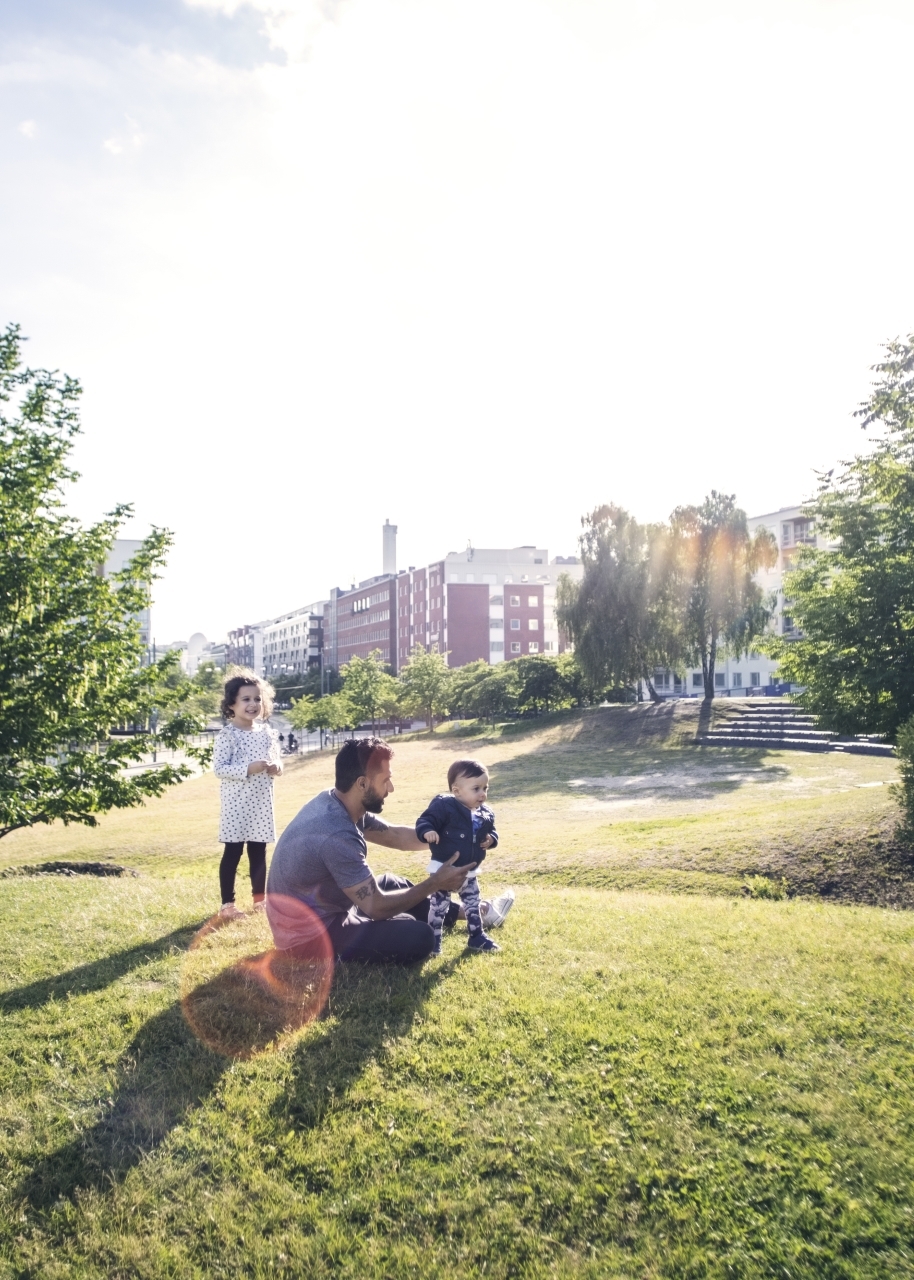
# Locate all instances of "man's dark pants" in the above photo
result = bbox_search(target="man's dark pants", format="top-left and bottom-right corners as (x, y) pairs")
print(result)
(325, 873), (459, 963)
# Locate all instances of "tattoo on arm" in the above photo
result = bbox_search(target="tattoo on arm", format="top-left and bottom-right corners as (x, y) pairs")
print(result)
(354, 878), (376, 902)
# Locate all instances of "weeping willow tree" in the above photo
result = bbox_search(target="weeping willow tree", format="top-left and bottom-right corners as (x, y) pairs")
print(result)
(555, 504), (682, 702)
(0, 324), (209, 839)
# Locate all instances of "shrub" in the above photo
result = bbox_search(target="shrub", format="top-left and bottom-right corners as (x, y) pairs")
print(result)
(742, 875), (788, 901)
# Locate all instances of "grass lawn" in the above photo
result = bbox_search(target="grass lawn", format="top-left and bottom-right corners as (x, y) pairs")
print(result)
(1, 706), (913, 1277)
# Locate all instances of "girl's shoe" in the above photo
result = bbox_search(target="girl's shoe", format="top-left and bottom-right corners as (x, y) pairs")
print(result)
(219, 903), (248, 921)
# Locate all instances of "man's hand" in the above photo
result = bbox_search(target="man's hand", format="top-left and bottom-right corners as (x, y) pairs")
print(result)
(342, 853), (476, 921)
(479, 834), (494, 849)
(423, 830), (439, 844)
(427, 852), (476, 894)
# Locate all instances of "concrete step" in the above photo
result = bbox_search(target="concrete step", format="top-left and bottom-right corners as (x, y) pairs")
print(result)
(697, 734), (894, 756)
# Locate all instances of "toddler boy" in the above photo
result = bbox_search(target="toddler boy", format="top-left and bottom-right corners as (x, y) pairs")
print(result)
(416, 758), (500, 954)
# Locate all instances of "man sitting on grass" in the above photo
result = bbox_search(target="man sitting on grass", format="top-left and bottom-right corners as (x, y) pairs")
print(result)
(267, 737), (510, 963)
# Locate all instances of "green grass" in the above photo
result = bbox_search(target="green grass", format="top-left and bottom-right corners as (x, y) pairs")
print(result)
(1, 705), (914, 1277)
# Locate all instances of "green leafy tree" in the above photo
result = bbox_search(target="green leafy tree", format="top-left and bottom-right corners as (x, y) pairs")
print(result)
(670, 492), (777, 701)
(448, 660), (492, 718)
(513, 655), (570, 715)
(0, 323), (209, 839)
(556, 505), (682, 701)
(764, 334), (914, 737)
(398, 645), (452, 732)
(341, 650), (388, 730)
(286, 694), (318, 734)
(461, 664), (519, 725)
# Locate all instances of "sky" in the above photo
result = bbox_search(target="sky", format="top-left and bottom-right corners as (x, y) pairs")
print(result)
(3, 0), (914, 642)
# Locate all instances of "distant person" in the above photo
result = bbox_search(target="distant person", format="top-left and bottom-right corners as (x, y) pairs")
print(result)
(417, 759), (503, 954)
(266, 738), (474, 962)
(213, 672), (283, 922)
(278, 732), (285, 747)
(287, 732), (297, 753)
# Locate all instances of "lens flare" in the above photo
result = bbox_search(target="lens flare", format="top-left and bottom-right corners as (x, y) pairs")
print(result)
(181, 896), (334, 1059)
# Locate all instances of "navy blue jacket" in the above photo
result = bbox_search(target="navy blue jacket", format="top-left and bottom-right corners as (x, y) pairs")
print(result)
(415, 795), (498, 869)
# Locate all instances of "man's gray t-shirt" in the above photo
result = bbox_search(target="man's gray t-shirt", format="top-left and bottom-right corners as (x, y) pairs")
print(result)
(266, 789), (388, 947)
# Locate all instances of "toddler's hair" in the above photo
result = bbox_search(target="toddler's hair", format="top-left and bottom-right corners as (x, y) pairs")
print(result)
(221, 670), (274, 720)
(447, 758), (488, 789)
(335, 737), (394, 791)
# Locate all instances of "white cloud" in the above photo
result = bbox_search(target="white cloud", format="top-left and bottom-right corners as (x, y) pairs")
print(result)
(102, 116), (147, 155)
(17, 119), (37, 138)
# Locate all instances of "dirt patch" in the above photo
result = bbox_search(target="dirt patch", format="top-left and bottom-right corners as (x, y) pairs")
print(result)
(0, 861), (137, 878)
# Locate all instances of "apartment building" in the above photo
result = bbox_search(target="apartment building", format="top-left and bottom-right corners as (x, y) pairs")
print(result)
(261, 602), (325, 680)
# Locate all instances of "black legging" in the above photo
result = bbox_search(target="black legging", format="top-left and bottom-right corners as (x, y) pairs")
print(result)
(219, 841), (267, 904)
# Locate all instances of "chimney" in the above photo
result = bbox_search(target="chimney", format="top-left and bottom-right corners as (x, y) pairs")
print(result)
(383, 519), (397, 576)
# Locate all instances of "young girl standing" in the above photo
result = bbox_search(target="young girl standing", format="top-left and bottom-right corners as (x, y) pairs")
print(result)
(213, 671), (283, 921)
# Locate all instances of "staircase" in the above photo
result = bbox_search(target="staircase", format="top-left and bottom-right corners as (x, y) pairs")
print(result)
(697, 700), (894, 756)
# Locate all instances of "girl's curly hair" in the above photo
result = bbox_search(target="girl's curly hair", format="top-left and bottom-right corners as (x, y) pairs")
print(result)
(220, 670), (275, 720)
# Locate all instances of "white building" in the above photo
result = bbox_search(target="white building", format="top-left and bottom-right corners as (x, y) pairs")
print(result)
(104, 539), (151, 652)
(261, 601), (326, 680)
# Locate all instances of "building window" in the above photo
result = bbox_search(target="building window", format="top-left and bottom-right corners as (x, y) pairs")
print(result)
(510, 618), (520, 631)
(489, 595), (503, 606)
(528, 641), (539, 653)
(733, 672), (742, 687)
(509, 595), (520, 607)
(782, 522), (792, 547)
(751, 671), (761, 686)
(715, 672), (725, 687)
(465, 574), (474, 582)
(527, 595), (538, 607)
(544, 641), (554, 651)
(511, 641), (521, 654)
(490, 641), (504, 652)
(528, 618), (539, 630)
(489, 618), (504, 630)
(692, 673), (703, 688)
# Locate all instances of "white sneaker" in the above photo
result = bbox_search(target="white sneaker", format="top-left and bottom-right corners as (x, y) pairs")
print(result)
(218, 902), (248, 921)
(482, 889), (515, 929)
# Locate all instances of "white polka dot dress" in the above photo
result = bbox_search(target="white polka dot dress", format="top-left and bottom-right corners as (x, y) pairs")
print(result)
(213, 721), (280, 843)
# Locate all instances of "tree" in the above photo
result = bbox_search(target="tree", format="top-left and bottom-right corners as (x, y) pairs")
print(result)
(556, 505), (682, 701)
(398, 645), (452, 732)
(513, 655), (570, 715)
(670, 492), (777, 702)
(448, 660), (492, 718)
(289, 692), (353, 748)
(764, 334), (914, 737)
(341, 650), (388, 730)
(0, 323), (209, 840)
(461, 664), (519, 725)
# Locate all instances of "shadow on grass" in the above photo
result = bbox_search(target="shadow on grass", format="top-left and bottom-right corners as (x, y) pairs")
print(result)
(272, 956), (462, 1136)
(0, 926), (201, 1014)
(17, 946), (457, 1208)
(487, 745), (789, 803)
(18, 998), (229, 1209)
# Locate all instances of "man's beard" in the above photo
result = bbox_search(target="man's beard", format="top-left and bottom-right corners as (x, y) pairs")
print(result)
(363, 786), (386, 814)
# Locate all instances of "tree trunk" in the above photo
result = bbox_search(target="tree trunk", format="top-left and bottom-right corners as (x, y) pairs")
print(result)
(644, 674), (662, 704)
(703, 636), (717, 701)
